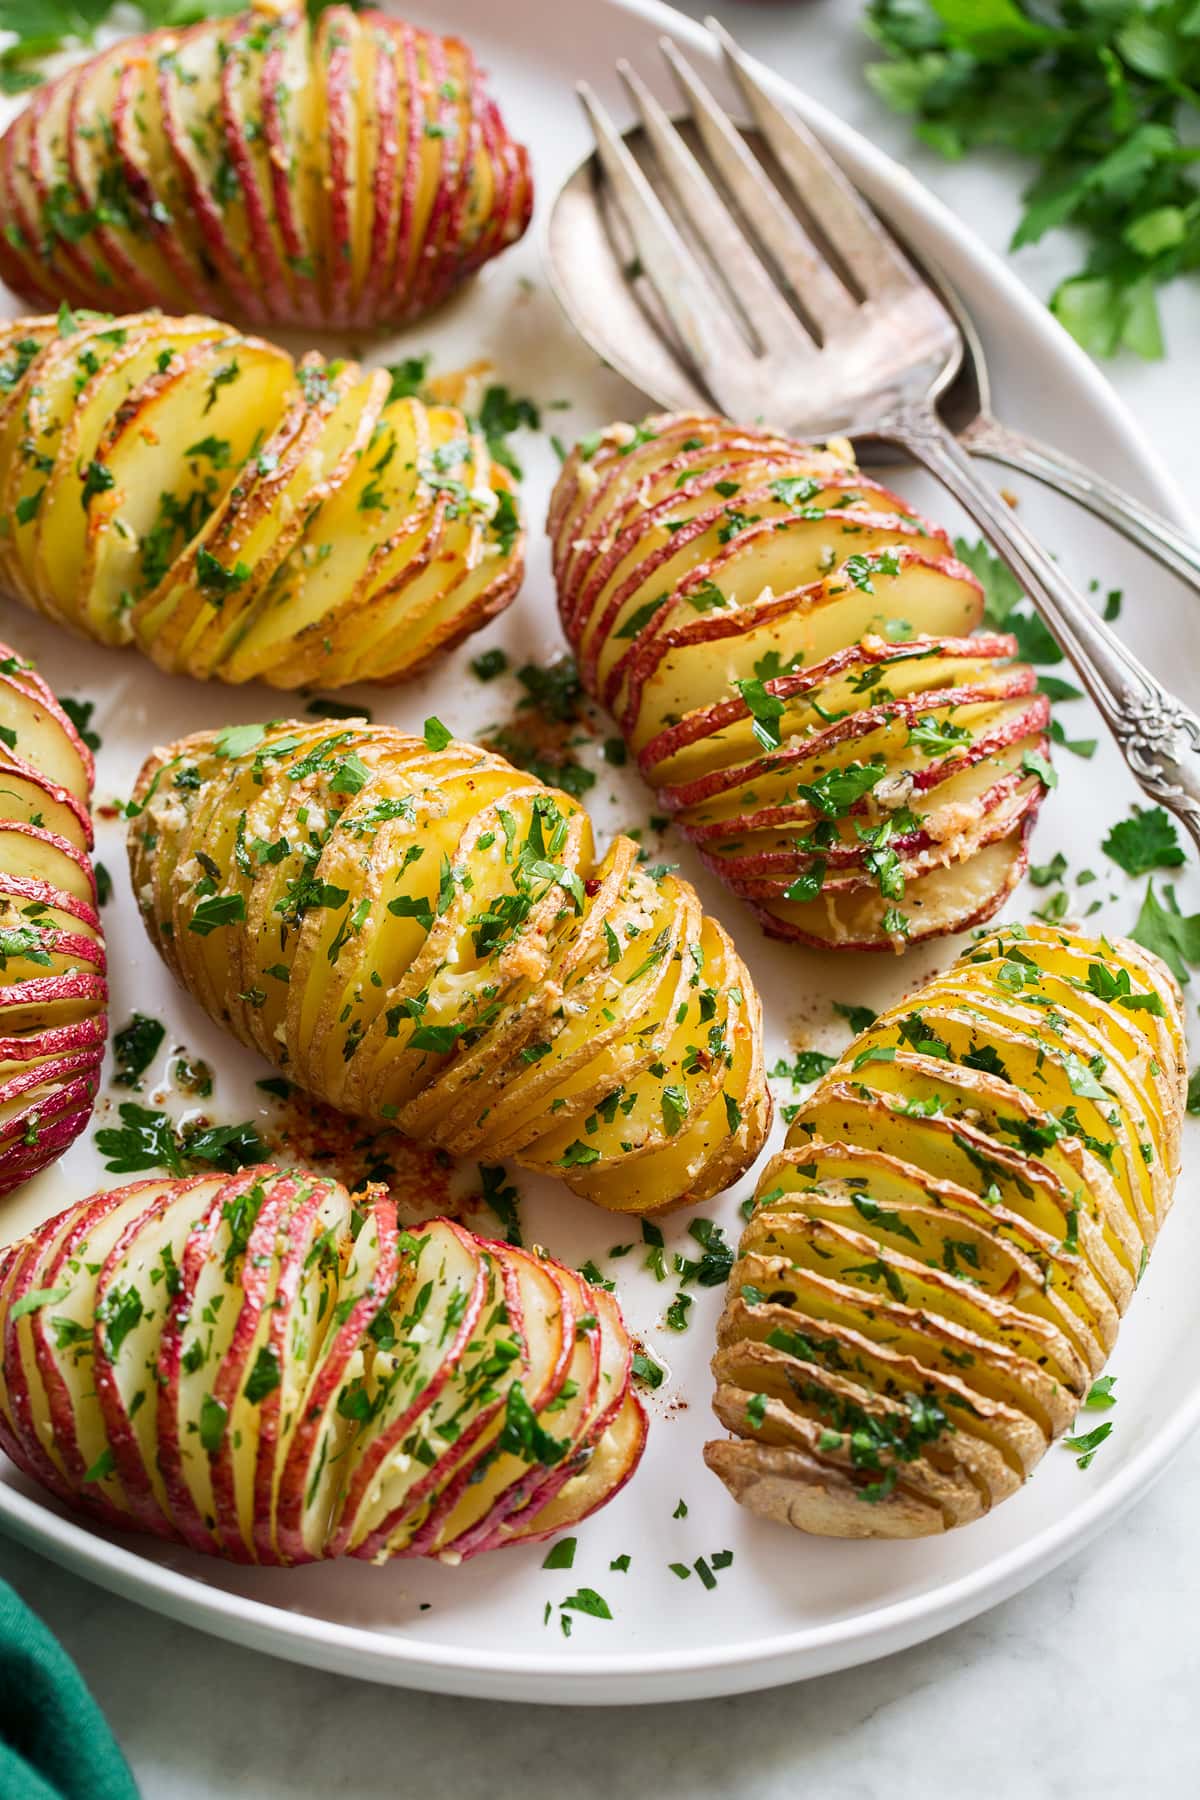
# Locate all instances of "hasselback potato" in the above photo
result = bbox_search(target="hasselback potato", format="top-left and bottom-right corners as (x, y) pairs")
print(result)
(0, 1169), (645, 1561)
(0, 312), (522, 688)
(0, 643), (106, 1196)
(127, 721), (770, 1215)
(549, 413), (1052, 951)
(705, 922), (1185, 1537)
(0, 6), (531, 330)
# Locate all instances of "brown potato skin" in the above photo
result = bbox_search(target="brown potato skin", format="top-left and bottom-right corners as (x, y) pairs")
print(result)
(704, 922), (1186, 1538)
(0, 313), (523, 689)
(126, 722), (771, 1217)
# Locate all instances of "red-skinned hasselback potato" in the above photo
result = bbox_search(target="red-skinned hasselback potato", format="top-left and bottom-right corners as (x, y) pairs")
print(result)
(0, 1169), (646, 1562)
(0, 644), (106, 1198)
(0, 5), (532, 331)
(549, 413), (1053, 952)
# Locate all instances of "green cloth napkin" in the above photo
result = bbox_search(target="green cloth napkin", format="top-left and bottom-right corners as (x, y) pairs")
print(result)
(0, 1577), (138, 1800)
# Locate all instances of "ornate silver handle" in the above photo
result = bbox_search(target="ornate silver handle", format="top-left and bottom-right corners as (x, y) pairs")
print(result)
(959, 413), (1200, 597)
(884, 400), (1200, 852)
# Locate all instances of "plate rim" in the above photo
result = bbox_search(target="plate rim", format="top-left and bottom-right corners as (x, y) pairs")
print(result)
(3, 0), (1198, 1702)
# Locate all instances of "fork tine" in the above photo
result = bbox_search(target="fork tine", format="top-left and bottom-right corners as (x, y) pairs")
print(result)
(614, 60), (811, 359)
(656, 35), (857, 341)
(705, 15), (916, 302)
(576, 80), (754, 399)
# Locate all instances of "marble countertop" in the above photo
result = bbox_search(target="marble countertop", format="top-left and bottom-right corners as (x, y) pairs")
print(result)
(4, 3), (1199, 1795)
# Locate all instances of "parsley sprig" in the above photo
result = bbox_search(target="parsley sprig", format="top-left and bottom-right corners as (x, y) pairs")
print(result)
(865, 0), (1200, 358)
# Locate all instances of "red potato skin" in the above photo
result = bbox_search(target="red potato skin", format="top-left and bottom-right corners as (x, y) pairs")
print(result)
(23, 1191), (144, 1531)
(710, 762), (1036, 885)
(156, 27), (268, 328)
(742, 781), (1045, 951)
(446, 1310), (605, 1560)
(498, 1395), (649, 1552)
(663, 672), (1042, 819)
(689, 701), (1049, 853)
(719, 766), (1043, 897)
(397, 1250), (578, 1560)
(0, 656), (105, 1196)
(0, 1182), (647, 1564)
(250, 1177), (338, 1563)
(66, 53), (166, 311)
(155, 1170), (267, 1558)
(25, 81), (110, 310)
(469, 1293), (636, 1558)
(617, 544), (984, 734)
(346, 1243), (533, 1564)
(640, 632), (1020, 782)
(0, 11), (531, 329)
(273, 1192), (402, 1565)
(207, 1171), (307, 1562)
(220, 17), (294, 322)
(0, 1234), (83, 1509)
(576, 497), (943, 698)
(0, 130), (55, 306)
(353, 19), (401, 329)
(323, 1214), (489, 1560)
(90, 1181), (212, 1544)
(259, 24), (323, 327)
(555, 460), (919, 638)
(551, 416), (1054, 953)
(0, 110), (58, 309)
(320, 8), (357, 326)
(111, 56), (218, 315)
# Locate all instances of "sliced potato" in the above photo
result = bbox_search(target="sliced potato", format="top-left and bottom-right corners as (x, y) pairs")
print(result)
(0, 312), (523, 686)
(0, 1173), (646, 1565)
(550, 411), (1055, 952)
(127, 720), (771, 1215)
(0, 11), (531, 329)
(0, 645), (105, 1201)
(707, 923), (1186, 1539)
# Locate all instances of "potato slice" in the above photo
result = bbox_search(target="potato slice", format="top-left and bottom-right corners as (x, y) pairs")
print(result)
(156, 22), (266, 324)
(26, 71), (117, 308)
(112, 51), (218, 312)
(67, 46), (192, 310)
(31, 322), (231, 639)
(3, 316), (170, 615)
(81, 335), (295, 639)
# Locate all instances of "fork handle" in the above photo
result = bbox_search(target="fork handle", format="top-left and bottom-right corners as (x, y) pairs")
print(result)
(889, 401), (1200, 853)
(959, 412), (1200, 596)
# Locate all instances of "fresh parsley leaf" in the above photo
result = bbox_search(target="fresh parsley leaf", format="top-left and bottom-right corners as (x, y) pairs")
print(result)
(865, 2), (1200, 358)
(1103, 806), (1185, 877)
(112, 1013), (165, 1089)
(1131, 881), (1200, 985)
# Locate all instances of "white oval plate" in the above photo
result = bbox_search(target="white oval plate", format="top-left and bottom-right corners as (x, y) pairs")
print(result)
(1, 0), (1197, 1705)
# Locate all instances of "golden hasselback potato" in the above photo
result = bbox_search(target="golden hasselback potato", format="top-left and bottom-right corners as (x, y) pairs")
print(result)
(0, 1169), (645, 1561)
(549, 413), (1053, 952)
(0, 312), (522, 688)
(127, 721), (770, 1214)
(705, 922), (1186, 1537)
(0, 6), (531, 331)
(0, 642), (106, 1196)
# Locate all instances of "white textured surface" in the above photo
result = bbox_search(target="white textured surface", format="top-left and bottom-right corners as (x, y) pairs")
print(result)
(3, 0), (1199, 1789)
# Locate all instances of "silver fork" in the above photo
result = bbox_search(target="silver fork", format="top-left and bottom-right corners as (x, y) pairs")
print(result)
(574, 19), (1200, 852)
